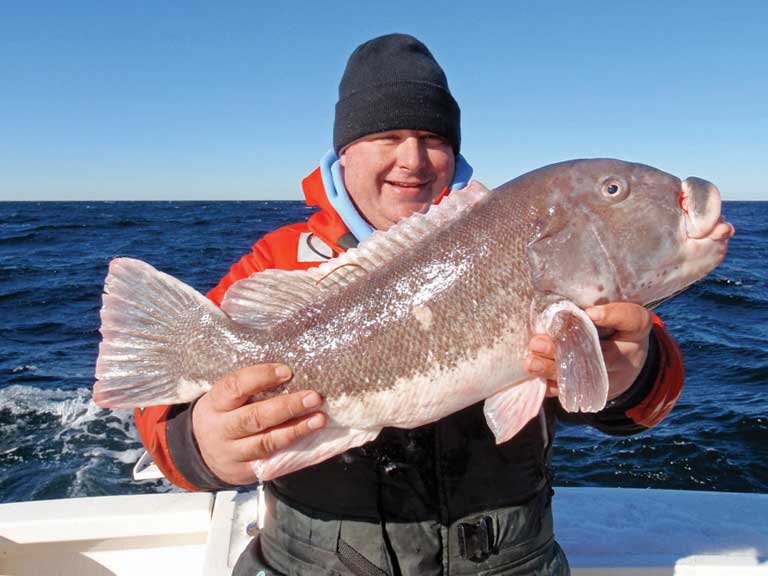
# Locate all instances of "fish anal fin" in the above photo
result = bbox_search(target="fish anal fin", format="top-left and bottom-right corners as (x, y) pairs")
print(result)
(251, 427), (380, 480)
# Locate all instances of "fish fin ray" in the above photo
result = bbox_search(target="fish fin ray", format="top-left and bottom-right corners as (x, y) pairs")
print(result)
(221, 269), (325, 329)
(222, 182), (491, 329)
(94, 258), (221, 408)
(483, 379), (546, 444)
(539, 301), (609, 412)
(251, 427), (380, 481)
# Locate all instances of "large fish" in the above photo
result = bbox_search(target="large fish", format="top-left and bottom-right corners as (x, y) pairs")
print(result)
(94, 159), (732, 480)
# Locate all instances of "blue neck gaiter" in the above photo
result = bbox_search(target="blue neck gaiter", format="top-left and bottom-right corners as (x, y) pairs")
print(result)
(319, 149), (474, 243)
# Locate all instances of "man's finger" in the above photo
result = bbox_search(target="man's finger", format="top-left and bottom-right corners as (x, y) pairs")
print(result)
(228, 390), (324, 439)
(544, 379), (559, 397)
(234, 413), (327, 462)
(528, 335), (554, 359)
(586, 303), (652, 341)
(209, 364), (293, 412)
(601, 339), (647, 372)
(525, 354), (556, 380)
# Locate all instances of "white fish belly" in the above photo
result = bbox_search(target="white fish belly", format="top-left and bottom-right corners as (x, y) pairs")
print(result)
(251, 332), (532, 480)
(324, 330), (530, 431)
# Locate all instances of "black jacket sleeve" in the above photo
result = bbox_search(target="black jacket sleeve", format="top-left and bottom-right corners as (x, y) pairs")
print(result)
(165, 400), (238, 491)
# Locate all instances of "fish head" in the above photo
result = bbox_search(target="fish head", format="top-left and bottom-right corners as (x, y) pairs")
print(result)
(524, 158), (733, 308)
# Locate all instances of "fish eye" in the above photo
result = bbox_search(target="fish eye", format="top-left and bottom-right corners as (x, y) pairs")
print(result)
(600, 177), (629, 202)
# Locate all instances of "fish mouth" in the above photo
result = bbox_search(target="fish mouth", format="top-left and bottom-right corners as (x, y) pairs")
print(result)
(680, 177), (722, 239)
(680, 176), (734, 270)
(639, 179), (734, 310)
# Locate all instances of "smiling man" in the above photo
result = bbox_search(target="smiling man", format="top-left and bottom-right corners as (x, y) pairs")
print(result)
(339, 129), (455, 230)
(135, 34), (687, 575)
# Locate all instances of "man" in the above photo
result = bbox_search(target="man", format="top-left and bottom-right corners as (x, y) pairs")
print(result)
(136, 34), (684, 575)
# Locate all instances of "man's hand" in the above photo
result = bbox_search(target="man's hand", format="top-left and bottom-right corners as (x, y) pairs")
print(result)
(192, 364), (327, 485)
(525, 302), (653, 401)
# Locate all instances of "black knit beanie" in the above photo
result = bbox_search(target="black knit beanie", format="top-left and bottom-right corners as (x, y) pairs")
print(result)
(333, 33), (461, 154)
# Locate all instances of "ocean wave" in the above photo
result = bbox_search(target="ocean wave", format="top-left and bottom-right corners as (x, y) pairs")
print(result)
(693, 291), (768, 310)
(11, 364), (39, 373)
(700, 276), (754, 288)
(0, 384), (163, 502)
(553, 429), (768, 493)
(0, 233), (39, 245)
(0, 385), (96, 423)
(0, 386), (135, 445)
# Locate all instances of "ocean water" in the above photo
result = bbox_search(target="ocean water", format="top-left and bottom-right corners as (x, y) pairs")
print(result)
(0, 201), (766, 503)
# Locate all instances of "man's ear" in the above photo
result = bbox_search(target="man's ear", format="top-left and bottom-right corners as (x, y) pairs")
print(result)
(339, 150), (347, 167)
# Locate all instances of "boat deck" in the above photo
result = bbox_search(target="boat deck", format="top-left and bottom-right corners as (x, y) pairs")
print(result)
(1, 487), (766, 575)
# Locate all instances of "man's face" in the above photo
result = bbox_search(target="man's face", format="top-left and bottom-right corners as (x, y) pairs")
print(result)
(339, 130), (455, 231)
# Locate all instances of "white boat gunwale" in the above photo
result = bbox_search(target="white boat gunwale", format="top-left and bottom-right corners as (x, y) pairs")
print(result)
(1, 487), (766, 575)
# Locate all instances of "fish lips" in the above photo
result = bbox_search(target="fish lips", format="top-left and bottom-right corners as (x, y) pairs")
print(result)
(681, 177), (722, 240)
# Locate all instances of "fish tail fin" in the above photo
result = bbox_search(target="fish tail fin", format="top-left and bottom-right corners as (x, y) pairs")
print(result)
(94, 258), (226, 409)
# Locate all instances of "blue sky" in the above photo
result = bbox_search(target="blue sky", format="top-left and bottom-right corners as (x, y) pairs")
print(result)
(1, 1), (766, 201)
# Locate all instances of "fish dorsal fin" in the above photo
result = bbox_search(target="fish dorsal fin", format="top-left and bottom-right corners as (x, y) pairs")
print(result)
(222, 181), (490, 329)
(221, 269), (326, 330)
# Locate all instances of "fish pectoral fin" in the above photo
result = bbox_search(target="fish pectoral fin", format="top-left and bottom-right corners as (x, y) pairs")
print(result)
(540, 301), (609, 413)
(483, 378), (547, 444)
(251, 427), (380, 481)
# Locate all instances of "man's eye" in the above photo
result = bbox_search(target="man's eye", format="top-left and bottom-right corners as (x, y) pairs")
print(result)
(422, 135), (447, 147)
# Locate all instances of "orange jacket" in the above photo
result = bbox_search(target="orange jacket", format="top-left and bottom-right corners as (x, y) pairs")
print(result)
(135, 167), (685, 491)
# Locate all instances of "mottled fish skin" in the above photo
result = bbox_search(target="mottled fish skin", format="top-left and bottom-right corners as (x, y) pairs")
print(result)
(94, 159), (730, 479)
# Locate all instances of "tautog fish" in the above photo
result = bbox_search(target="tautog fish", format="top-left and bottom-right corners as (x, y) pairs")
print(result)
(94, 159), (731, 480)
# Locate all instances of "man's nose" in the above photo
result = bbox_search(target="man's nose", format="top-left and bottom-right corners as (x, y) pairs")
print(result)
(396, 137), (426, 171)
